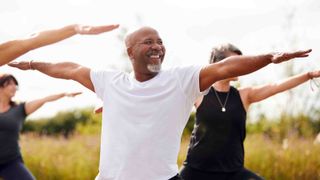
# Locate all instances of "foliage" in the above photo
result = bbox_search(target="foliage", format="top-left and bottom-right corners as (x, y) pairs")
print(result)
(22, 107), (100, 138)
(247, 113), (320, 142)
(23, 108), (320, 141)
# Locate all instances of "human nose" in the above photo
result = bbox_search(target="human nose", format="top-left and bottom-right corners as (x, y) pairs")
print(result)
(151, 43), (162, 50)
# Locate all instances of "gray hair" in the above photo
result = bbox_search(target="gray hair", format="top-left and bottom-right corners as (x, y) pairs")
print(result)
(209, 43), (242, 64)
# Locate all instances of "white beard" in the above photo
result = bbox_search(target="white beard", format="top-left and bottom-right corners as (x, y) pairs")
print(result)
(147, 64), (161, 73)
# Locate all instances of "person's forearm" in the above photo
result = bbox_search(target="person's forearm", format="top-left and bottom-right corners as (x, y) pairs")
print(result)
(25, 93), (69, 115)
(245, 72), (312, 104)
(0, 25), (78, 66)
(42, 93), (66, 102)
(273, 72), (311, 93)
(200, 54), (272, 91)
(219, 54), (272, 78)
(0, 40), (26, 65)
(31, 61), (80, 80)
(26, 24), (77, 50)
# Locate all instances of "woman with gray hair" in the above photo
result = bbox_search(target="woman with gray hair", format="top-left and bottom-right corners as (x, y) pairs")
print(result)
(180, 43), (320, 180)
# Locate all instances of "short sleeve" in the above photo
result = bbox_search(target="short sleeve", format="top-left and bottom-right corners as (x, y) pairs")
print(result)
(90, 69), (118, 100)
(173, 65), (209, 103)
(19, 102), (27, 118)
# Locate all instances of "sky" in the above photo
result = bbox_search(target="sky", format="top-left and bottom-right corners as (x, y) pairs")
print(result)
(1, 0), (320, 120)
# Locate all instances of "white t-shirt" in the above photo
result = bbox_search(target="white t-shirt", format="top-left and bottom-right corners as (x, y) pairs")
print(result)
(91, 66), (207, 180)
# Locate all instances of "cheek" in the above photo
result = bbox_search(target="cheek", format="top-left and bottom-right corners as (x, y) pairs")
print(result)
(8, 85), (17, 92)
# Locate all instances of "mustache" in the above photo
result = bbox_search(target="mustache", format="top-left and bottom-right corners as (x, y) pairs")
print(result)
(146, 50), (164, 56)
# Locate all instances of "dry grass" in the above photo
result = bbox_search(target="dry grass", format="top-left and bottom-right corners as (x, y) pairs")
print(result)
(19, 133), (320, 180)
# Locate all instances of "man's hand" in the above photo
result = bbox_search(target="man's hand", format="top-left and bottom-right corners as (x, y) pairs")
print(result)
(8, 61), (32, 70)
(65, 92), (82, 97)
(271, 49), (312, 64)
(75, 24), (119, 35)
(94, 107), (103, 114)
(308, 70), (320, 79)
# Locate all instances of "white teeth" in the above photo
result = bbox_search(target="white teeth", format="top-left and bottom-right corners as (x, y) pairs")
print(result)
(150, 55), (160, 58)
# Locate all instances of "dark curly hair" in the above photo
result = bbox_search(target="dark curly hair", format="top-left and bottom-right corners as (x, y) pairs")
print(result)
(0, 73), (19, 106)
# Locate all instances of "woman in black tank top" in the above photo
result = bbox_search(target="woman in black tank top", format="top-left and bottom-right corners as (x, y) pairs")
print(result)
(180, 43), (320, 180)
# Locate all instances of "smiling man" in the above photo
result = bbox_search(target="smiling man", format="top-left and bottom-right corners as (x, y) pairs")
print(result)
(8, 26), (311, 180)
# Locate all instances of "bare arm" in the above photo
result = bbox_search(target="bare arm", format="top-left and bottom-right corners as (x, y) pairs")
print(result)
(239, 70), (320, 110)
(25, 92), (81, 115)
(199, 49), (312, 91)
(0, 24), (119, 66)
(8, 61), (94, 91)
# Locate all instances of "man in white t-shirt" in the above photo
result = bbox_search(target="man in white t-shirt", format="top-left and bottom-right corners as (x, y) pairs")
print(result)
(8, 26), (311, 180)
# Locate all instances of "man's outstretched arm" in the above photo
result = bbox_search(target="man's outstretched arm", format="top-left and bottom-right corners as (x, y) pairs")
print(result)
(8, 61), (94, 92)
(0, 24), (119, 66)
(199, 49), (312, 91)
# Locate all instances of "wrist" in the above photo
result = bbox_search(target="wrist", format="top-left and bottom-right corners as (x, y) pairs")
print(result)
(29, 60), (35, 70)
(73, 24), (81, 34)
(267, 52), (281, 64)
(307, 72), (313, 79)
(264, 53), (274, 63)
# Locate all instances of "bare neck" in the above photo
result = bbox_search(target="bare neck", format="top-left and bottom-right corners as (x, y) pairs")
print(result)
(134, 72), (159, 82)
(212, 80), (231, 92)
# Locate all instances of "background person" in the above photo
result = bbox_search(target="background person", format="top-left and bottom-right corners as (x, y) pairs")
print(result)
(0, 73), (81, 180)
(180, 43), (319, 180)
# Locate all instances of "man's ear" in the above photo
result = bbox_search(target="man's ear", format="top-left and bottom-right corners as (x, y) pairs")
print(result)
(127, 47), (133, 61)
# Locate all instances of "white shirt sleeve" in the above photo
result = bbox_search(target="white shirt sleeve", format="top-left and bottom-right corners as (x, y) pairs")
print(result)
(90, 69), (117, 100)
(173, 65), (209, 103)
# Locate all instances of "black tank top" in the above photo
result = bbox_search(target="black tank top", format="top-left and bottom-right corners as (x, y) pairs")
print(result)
(184, 86), (247, 172)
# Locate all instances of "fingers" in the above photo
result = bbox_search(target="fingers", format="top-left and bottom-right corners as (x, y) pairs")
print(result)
(271, 49), (312, 64)
(297, 49), (312, 54)
(292, 49), (312, 58)
(303, 49), (312, 53)
(296, 54), (309, 58)
(71, 92), (82, 96)
(7, 62), (17, 67)
(77, 24), (120, 35)
(101, 24), (120, 30)
(94, 107), (103, 114)
(67, 92), (82, 97)
(91, 24), (119, 34)
(311, 71), (320, 78)
(8, 61), (24, 68)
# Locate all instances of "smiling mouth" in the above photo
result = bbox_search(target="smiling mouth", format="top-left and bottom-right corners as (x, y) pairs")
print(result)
(147, 54), (160, 64)
(147, 49), (163, 58)
(150, 55), (160, 59)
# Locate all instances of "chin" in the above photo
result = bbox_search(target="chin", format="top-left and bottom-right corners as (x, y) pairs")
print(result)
(231, 77), (238, 81)
(9, 92), (16, 98)
(147, 64), (161, 73)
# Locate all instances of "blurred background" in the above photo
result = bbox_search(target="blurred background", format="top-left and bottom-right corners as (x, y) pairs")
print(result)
(1, 0), (320, 179)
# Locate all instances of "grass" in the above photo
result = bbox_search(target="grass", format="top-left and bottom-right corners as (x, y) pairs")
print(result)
(19, 133), (320, 180)
(245, 134), (320, 180)
(20, 134), (100, 180)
